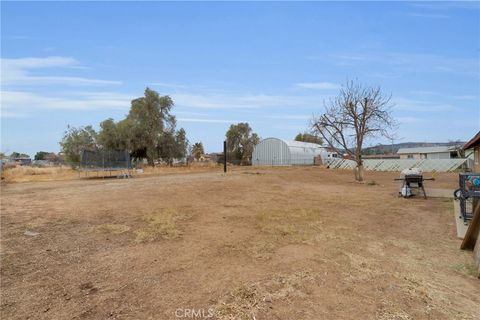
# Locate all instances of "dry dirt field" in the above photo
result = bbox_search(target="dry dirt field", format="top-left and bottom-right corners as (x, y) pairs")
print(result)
(1, 167), (479, 320)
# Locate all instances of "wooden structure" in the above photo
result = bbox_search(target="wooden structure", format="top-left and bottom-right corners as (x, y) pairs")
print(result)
(460, 203), (480, 278)
(463, 131), (480, 173)
(459, 132), (480, 278)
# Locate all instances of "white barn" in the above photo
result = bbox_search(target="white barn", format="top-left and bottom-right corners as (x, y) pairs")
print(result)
(252, 138), (333, 166)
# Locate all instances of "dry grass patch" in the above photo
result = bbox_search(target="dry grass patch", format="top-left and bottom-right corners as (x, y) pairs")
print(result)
(220, 208), (326, 260)
(256, 208), (324, 243)
(375, 271), (478, 319)
(221, 239), (276, 260)
(134, 208), (190, 243)
(2, 166), (77, 183)
(449, 262), (478, 278)
(94, 223), (131, 234)
(25, 217), (50, 229)
(212, 270), (314, 320)
(141, 163), (219, 176)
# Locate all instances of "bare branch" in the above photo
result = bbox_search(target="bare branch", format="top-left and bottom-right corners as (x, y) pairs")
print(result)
(310, 79), (397, 180)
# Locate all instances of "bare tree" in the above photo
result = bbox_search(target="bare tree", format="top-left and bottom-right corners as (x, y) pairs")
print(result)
(448, 140), (469, 158)
(448, 140), (472, 171)
(311, 80), (396, 181)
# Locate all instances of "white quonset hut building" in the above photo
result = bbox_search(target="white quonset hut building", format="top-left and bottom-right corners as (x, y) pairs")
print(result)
(252, 138), (332, 166)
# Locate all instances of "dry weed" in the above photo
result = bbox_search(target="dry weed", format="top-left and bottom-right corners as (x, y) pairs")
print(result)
(25, 217), (50, 229)
(221, 239), (276, 260)
(449, 262), (478, 278)
(134, 208), (190, 243)
(2, 166), (77, 182)
(212, 270), (314, 320)
(255, 208), (324, 243)
(220, 208), (326, 261)
(94, 223), (131, 234)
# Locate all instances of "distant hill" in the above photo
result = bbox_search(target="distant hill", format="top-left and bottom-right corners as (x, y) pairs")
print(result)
(362, 142), (464, 155)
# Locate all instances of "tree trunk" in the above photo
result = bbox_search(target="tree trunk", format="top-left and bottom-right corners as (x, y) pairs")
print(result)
(353, 163), (364, 182)
(357, 164), (364, 182)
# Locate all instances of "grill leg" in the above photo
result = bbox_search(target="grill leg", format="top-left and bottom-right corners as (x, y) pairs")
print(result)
(421, 185), (427, 199)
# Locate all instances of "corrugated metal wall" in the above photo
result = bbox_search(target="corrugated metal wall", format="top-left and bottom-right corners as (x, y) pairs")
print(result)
(289, 145), (323, 165)
(426, 152), (450, 159)
(252, 138), (290, 165)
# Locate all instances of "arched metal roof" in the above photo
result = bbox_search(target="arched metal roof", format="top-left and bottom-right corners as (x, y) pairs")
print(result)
(280, 139), (325, 149)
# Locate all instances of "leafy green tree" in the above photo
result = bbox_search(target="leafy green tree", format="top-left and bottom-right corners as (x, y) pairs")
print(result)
(10, 152), (30, 158)
(63, 88), (189, 167)
(226, 122), (260, 165)
(34, 151), (49, 160)
(97, 118), (118, 150)
(96, 118), (132, 151)
(175, 128), (189, 160)
(44, 153), (59, 162)
(192, 142), (205, 160)
(59, 125), (98, 166)
(127, 88), (175, 165)
(158, 130), (176, 165)
(157, 126), (189, 165)
(294, 133), (323, 145)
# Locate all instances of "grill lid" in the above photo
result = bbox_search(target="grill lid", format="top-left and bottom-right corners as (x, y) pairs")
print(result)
(400, 167), (423, 178)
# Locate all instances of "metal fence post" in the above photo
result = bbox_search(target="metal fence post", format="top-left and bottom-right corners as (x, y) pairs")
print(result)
(223, 141), (227, 173)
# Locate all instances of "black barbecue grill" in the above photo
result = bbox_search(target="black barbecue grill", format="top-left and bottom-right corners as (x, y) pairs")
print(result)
(395, 169), (435, 199)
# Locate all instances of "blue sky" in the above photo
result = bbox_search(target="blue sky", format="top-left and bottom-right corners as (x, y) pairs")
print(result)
(1, 1), (479, 156)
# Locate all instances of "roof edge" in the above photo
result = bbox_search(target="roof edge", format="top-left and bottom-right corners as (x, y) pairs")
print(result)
(259, 138), (329, 149)
(463, 131), (480, 150)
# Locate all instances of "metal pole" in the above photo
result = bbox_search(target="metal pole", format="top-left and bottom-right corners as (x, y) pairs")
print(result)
(223, 140), (227, 173)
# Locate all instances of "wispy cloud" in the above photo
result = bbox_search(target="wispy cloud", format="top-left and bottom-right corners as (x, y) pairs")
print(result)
(1, 56), (122, 86)
(149, 82), (191, 89)
(174, 93), (325, 109)
(329, 51), (479, 76)
(0, 111), (28, 119)
(409, 90), (439, 96)
(174, 111), (210, 117)
(1, 90), (131, 113)
(267, 114), (311, 120)
(177, 118), (239, 124)
(5, 35), (31, 40)
(409, 90), (479, 101)
(409, 2), (480, 11)
(393, 97), (453, 112)
(453, 95), (478, 101)
(395, 116), (423, 124)
(296, 82), (340, 90)
(406, 12), (450, 19)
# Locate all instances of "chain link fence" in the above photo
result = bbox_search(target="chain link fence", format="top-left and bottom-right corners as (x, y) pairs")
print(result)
(324, 158), (471, 172)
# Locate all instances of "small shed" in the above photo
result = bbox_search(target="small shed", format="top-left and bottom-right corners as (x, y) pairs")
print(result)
(252, 138), (330, 166)
(12, 157), (32, 166)
(463, 131), (480, 173)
